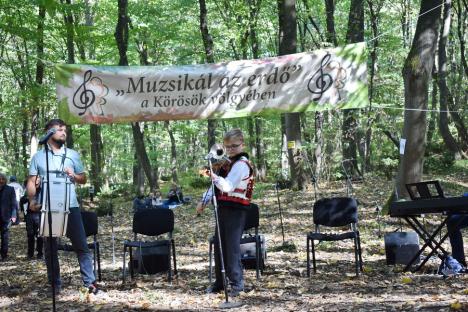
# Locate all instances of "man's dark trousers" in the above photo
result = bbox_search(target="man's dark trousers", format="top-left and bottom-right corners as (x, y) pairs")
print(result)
(0, 222), (10, 258)
(26, 212), (43, 257)
(44, 207), (95, 287)
(213, 206), (247, 291)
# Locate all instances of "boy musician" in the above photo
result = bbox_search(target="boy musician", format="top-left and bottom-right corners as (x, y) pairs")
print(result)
(196, 129), (254, 297)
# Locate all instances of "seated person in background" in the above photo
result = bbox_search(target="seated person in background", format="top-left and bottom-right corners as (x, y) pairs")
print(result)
(447, 214), (468, 267)
(145, 190), (164, 208)
(132, 194), (147, 213)
(166, 183), (183, 205)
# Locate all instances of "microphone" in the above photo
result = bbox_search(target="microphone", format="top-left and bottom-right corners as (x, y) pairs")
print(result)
(39, 128), (57, 145)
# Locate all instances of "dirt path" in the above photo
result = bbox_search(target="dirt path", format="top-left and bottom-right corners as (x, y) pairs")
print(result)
(1, 176), (467, 311)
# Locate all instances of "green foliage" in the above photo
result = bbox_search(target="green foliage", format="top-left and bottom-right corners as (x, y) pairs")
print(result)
(0, 0), (465, 193)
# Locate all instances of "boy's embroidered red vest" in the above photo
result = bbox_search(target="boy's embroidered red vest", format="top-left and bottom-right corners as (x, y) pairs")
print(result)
(216, 153), (254, 207)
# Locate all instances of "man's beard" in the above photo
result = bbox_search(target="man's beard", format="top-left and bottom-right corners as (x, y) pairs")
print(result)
(52, 137), (65, 147)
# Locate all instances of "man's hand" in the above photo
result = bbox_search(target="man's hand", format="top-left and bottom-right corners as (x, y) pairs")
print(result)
(196, 202), (206, 214)
(64, 167), (75, 180)
(10, 217), (16, 223)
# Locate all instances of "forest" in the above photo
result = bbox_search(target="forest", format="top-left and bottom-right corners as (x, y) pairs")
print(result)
(0, 0), (467, 311)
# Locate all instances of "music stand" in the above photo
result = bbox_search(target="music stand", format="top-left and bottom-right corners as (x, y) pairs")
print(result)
(405, 180), (445, 200)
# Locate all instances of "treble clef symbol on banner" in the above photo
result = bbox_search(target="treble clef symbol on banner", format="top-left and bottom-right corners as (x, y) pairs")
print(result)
(73, 70), (95, 115)
(307, 53), (333, 101)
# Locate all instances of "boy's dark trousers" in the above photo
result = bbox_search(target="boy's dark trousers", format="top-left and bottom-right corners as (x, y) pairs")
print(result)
(213, 206), (247, 291)
(26, 212), (43, 258)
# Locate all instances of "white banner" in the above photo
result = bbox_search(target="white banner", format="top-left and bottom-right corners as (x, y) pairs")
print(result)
(56, 43), (367, 124)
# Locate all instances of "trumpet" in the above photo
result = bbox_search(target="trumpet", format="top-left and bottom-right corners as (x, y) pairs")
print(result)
(204, 143), (227, 161)
(199, 144), (230, 177)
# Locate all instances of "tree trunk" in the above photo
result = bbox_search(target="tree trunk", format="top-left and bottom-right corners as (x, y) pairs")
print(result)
(324, 0), (338, 46)
(255, 118), (267, 181)
(278, 0), (305, 190)
(31, 3), (46, 156)
(198, 0), (218, 150)
(401, 0), (412, 48)
(62, 0), (76, 148)
(455, 0), (468, 77)
(397, 0), (442, 198)
(90, 124), (103, 192)
(164, 121), (179, 183)
(427, 67), (438, 144)
(364, 0), (383, 172)
(437, 0), (462, 159)
(342, 0), (364, 171)
(280, 114), (289, 180)
(79, 0), (104, 192)
(115, 0), (157, 192)
(248, 0), (267, 181)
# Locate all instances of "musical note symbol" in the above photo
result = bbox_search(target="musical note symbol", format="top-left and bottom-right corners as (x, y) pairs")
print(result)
(73, 70), (96, 116)
(307, 53), (333, 101)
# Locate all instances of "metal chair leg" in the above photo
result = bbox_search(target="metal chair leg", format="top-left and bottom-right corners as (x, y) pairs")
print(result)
(357, 232), (363, 271)
(208, 238), (213, 284)
(122, 245), (127, 283)
(311, 238), (317, 274)
(129, 247), (134, 279)
(167, 243), (172, 282)
(96, 242), (102, 281)
(171, 239), (177, 276)
(93, 241), (97, 280)
(306, 237), (310, 277)
(255, 234), (260, 280)
(354, 236), (359, 276)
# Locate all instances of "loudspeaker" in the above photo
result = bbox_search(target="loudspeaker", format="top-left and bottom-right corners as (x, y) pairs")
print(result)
(240, 234), (266, 270)
(384, 232), (420, 265)
(130, 245), (170, 274)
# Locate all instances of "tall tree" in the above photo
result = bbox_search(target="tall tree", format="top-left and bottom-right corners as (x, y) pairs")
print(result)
(198, 0), (217, 150)
(324, 0), (338, 46)
(164, 121), (179, 183)
(115, 0), (158, 192)
(437, 0), (463, 159)
(80, 0), (104, 193)
(30, 3), (46, 156)
(397, 0), (443, 197)
(278, 0), (306, 190)
(62, 0), (75, 148)
(342, 0), (364, 172)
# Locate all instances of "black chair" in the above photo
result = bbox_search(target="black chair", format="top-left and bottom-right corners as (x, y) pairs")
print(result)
(208, 203), (263, 282)
(306, 197), (363, 276)
(122, 209), (177, 283)
(58, 210), (102, 281)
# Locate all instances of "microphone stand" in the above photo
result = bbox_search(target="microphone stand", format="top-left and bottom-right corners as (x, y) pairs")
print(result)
(44, 143), (57, 312)
(207, 157), (241, 309)
(299, 150), (318, 201)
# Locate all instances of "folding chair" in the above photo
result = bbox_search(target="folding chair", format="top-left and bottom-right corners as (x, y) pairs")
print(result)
(208, 203), (264, 281)
(122, 209), (177, 283)
(306, 197), (363, 276)
(58, 210), (102, 281)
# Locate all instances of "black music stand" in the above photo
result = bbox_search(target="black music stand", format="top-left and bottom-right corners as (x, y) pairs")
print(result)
(401, 181), (457, 272)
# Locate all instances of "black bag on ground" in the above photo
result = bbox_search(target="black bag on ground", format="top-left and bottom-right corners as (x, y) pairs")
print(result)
(240, 234), (266, 270)
(384, 231), (420, 265)
(130, 245), (170, 274)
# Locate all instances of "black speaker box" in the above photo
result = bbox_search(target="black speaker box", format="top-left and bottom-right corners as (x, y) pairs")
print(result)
(240, 234), (266, 270)
(384, 232), (420, 265)
(130, 245), (170, 274)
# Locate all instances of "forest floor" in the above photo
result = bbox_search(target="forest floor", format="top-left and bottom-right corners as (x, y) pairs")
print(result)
(1, 170), (468, 312)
